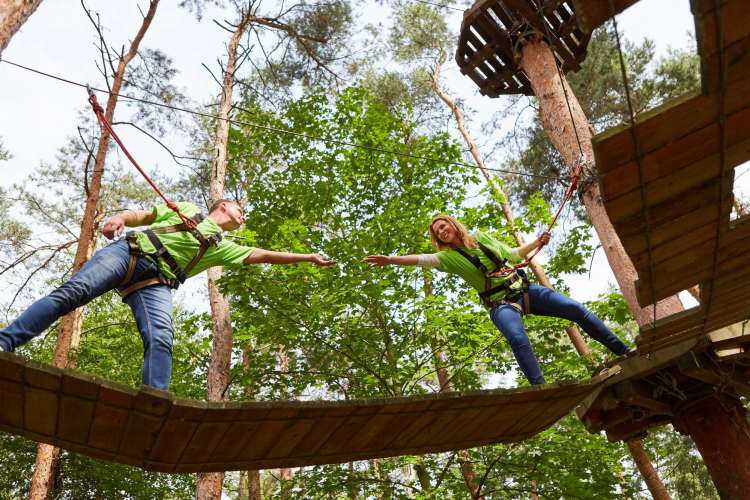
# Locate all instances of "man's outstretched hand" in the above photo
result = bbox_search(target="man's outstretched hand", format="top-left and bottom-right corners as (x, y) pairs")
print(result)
(309, 254), (336, 266)
(102, 217), (125, 240)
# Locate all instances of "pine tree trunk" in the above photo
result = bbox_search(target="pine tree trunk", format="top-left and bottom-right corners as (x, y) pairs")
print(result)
(0, 0), (43, 54)
(195, 13), (253, 498)
(277, 350), (294, 497)
(517, 36), (672, 500)
(423, 272), (482, 498)
(431, 49), (590, 356)
(627, 439), (670, 500)
(518, 37), (683, 327)
(28, 3), (159, 498)
(672, 394), (750, 500)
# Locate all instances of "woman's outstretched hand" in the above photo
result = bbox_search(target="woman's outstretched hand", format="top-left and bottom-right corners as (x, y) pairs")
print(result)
(364, 255), (391, 267)
(310, 254), (337, 266)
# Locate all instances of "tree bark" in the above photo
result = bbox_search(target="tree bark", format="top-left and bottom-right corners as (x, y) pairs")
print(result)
(519, 37), (683, 328)
(517, 36), (672, 500)
(672, 394), (750, 500)
(28, 3), (159, 498)
(423, 272), (482, 498)
(627, 439), (670, 500)
(195, 12), (254, 498)
(0, 0), (43, 55)
(431, 49), (590, 357)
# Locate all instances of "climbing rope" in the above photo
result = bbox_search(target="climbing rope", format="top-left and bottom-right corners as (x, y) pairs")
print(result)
(496, 155), (585, 276)
(86, 87), (200, 235)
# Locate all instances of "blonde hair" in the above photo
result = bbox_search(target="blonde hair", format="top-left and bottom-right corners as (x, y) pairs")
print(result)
(429, 215), (478, 251)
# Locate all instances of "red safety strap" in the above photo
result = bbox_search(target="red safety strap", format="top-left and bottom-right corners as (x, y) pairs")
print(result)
(497, 159), (585, 276)
(86, 87), (200, 235)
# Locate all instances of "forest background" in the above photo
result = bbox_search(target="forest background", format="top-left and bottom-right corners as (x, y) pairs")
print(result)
(0, 0), (745, 498)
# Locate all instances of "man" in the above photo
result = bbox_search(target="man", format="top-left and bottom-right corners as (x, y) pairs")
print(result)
(0, 199), (335, 390)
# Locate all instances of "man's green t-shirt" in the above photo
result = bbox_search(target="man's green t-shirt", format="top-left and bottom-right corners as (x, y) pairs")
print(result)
(134, 202), (255, 280)
(435, 232), (523, 301)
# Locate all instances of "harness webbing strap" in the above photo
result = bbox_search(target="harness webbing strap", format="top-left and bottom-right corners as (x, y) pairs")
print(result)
(455, 243), (525, 308)
(455, 248), (488, 275)
(478, 242), (505, 270)
(143, 229), (188, 283)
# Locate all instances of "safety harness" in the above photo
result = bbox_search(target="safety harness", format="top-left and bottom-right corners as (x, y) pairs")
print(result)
(117, 213), (222, 300)
(455, 242), (530, 314)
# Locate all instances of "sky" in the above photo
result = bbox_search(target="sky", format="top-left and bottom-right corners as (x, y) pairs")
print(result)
(0, 0), (705, 309)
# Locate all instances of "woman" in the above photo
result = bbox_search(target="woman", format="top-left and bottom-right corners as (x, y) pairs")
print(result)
(365, 215), (632, 385)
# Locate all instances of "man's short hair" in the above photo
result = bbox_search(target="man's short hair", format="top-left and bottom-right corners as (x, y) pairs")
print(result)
(208, 199), (240, 214)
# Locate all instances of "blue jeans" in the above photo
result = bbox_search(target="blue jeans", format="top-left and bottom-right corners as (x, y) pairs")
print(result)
(489, 284), (631, 385)
(0, 240), (175, 390)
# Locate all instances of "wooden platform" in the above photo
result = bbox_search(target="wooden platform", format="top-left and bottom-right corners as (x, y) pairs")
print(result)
(577, 321), (750, 442)
(455, 0), (591, 96)
(582, 0), (750, 352)
(0, 352), (608, 473)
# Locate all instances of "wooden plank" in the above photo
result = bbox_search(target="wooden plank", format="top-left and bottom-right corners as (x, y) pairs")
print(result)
(594, 75), (750, 172)
(179, 421), (231, 464)
(287, 416), (348, 458)
(264, 418), (317, 459)
(210, 420), (264, 462)
(116, 410), (163, 462)
(695, 0), (750, 56)
(572, 0), (640, 33)
(57, 394), (96, 445)
(147, 418), (199, 465)
(0, 352), (25, 382)
(24, 386), (58, 437)
(235, 419), (294, 461)
(603, 158), (723, 224)
(0, 379), (23, 428)
(87, 402), (130, 452)
(618, 197), (720, 257)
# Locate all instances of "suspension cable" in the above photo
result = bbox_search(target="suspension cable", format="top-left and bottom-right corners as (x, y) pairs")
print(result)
(0, 57), (562, 182)
(608, 0), (659, 340)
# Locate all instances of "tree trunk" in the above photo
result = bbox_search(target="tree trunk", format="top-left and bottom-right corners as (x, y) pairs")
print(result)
(627, 439), (670, 500)
(431, 49), (590, 356)
(518, 37), (683, 327)
(277, 350), (294, 497)
(672, 394), (750, 500)
(423, 272), (482, 498)
(517, 37), (672, 500)
(0, 0), (43, 55)
(28, 3), (159, 498)
(195, 12), (254, 498)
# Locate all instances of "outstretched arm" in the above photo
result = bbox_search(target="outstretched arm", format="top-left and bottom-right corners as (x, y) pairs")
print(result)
(514, 231), (551, 258)
(244, 248), (335, 266)
(365, 255), (422, 267)
(102, 209), (157, 239)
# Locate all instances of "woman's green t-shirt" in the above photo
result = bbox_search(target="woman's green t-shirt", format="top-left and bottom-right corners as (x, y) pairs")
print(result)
(435, 232), (522, 301)
(134, 202), (255, 280)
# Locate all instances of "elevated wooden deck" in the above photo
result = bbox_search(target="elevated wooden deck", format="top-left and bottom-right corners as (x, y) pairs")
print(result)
(0, 352), (606, 473)
(456, 0), (591, 96)
(584, 0), (750, 353)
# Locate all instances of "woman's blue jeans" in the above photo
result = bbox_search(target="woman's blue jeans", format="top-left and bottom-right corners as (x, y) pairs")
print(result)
(0, 240), (175, 390)
(489, 284), (631, 385)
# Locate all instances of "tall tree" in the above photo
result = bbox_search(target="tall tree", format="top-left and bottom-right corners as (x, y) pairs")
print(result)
(0, 0), (43, 55)
(187, 1), (353, 496)
(28, 2), (161, 498)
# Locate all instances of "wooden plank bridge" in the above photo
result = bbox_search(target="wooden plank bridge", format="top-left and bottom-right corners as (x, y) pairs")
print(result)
(0, 351), (607, 473)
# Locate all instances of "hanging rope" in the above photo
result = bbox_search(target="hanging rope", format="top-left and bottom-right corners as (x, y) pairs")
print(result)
(497, 157), (585, 276)
(86, 87), (200, 234)
(608, 0), (659, 336)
